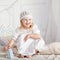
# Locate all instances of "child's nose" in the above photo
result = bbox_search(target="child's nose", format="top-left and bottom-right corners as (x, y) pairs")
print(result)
(27, 20), (29, 22)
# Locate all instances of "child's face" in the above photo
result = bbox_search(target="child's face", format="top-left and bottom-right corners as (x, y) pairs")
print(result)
(21, 17), (33, 29)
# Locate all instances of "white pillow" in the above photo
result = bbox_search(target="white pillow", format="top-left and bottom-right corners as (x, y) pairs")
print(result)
(40, 42), (60, 55)
(0, 25), (14, 46)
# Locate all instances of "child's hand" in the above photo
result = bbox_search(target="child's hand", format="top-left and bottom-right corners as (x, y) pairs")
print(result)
(3, 45), (9, 51)
(24, 34), (31, 42)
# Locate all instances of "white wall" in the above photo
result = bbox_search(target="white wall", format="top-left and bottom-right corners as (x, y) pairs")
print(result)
(51, 0), (59, 42)
(45, 0), (60, 44)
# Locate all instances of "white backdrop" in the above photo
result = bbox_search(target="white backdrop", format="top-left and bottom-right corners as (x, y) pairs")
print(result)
(0, 0), (60, 44)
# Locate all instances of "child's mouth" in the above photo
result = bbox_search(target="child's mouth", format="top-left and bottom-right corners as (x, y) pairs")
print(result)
(26, 23), (30, 25)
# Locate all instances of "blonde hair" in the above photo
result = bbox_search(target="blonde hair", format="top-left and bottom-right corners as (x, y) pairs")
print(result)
(20, 11), (34, 30)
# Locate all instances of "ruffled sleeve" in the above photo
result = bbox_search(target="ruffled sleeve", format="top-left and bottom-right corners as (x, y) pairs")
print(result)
(12, 28), (21, 41)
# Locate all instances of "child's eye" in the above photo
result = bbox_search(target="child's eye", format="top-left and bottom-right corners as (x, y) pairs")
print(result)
(29, 19), (31, 20)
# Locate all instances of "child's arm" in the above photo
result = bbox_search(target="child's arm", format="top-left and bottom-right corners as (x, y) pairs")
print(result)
(24, 34), (41, 41)
(4, 39), (14, 51)
(30, 34), (41, 39)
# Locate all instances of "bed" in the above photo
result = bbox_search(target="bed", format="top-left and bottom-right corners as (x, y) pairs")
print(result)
(0, 27), (60, 60)
(0, 49), (60, 60)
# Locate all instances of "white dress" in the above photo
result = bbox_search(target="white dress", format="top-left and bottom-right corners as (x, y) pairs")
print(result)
(13, 24), (45, 55)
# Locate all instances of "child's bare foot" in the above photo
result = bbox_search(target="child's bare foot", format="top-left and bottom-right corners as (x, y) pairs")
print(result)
(24, 55), (32, 58)
(17, 54), (32, 58)
(17, 54), (24, 58)
(35, 50), (40, 55)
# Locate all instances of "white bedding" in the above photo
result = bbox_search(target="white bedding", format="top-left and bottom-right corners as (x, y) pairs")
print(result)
(0, 33), (60, 60)
(40, 42), (60, 55)
(0, 53), (60, 60)
(0, 42), (60, 60)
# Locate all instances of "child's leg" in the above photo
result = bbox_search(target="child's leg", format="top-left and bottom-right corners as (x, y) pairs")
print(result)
(17, 38), (34, 58)
(35, 38), (45, 52)
(18, 38), (34, 55)
(17, 54), (24, 58)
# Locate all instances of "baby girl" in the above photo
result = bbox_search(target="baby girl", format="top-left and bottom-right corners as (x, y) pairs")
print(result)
(4, 11), (45, 58)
